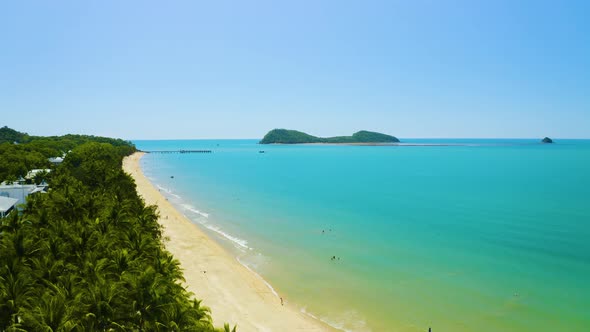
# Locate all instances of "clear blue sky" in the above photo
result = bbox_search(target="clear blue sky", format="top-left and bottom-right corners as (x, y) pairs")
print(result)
(1, 1), (589, 139)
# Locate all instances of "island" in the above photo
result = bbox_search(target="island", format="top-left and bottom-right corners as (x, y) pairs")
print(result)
(259, 129), (400, 144)
(542, 137), (553, 143)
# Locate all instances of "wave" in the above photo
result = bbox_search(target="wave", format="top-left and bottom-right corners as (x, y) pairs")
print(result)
(146, 170), (356, 332)
(155, 184), (181, 199)
(181, 203), (210, 218)
(300, 307), (345, 331)
(153, 184), (249, 252)
(300, 307), (369, 332)
(236, 257), (279, 298)
(204, 224), (250, 250)
(237, 256), (359, 332)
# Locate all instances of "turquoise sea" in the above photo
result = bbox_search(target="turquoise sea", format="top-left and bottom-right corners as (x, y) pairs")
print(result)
(134, 139), (590, 332)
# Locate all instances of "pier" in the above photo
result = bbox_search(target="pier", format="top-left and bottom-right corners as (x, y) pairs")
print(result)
(144, 150), (212, 154)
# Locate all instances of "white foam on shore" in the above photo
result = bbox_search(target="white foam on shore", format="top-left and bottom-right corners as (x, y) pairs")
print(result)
(181, 203), (210, 218)
(298, 307), (354, 332)
(300, 306), (320, 320)
(205, 224), (250, 250)
(153, 181), (250, 252)
(237, 254), (356, 332)
(154, 184), (249, 251)
(236, 256), (279, 298)
(146, 168), (352, 332)
(155, 184), (181, 199)
(237, 260), (357, 332)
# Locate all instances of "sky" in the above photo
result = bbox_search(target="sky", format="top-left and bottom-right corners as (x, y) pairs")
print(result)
(1, 0), (589, 139)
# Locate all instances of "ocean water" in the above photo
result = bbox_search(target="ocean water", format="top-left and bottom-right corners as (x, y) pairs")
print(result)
(133, 139), (590, 332)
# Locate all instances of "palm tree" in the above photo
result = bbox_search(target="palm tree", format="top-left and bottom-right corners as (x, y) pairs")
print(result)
(0, 210), (22, 234)
(0, 265), (35, 328)
(135, 205), (162, 237)
(223, 323), (238, 332)
(124, 267), (169, 331)
(8, 229), (40, 263)
(124, 228), (159, 261)
(1, 138), (235, 332)
(161, 299), (213, 332)
(19, 284), (78, 332)
(109, 249), (132, 276)
(154, 251), (184, 280)
(80, 277), (126, 331)
(30, 255), (65, 285)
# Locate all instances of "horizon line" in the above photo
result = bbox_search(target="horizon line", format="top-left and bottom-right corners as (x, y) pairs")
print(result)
(129, 136), (590, 141)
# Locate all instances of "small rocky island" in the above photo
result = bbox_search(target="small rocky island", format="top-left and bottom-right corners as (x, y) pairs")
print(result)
(542, 137), (553, 144)
(260, 129), (400, 144)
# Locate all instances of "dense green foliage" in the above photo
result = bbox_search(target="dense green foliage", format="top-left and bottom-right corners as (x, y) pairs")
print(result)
(0, 127), (135, 183)
(0, 131), (231, 331)
(259, 129), (400, 144)
(259, 129), (320, 144)
(542, 137), (553, 143)
(0, 126), (30, 144)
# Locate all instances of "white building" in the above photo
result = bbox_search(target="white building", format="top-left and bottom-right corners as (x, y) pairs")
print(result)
(0, 183), (48, 206)
(25, 168), (51, 180)
(0, 196), (18, 218)
(48, 157), (64, 164)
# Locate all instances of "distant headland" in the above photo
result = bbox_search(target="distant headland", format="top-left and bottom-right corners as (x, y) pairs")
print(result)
(259, 129), (400, 144)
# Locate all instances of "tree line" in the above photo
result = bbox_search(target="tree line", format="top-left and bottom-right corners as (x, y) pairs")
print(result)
(259, 128), (399, 144)
(0, 126), (135, 183)
(0, 129), (235, 331)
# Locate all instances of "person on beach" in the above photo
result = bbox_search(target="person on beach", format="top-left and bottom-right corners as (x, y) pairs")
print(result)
(280, 297), (284, 306)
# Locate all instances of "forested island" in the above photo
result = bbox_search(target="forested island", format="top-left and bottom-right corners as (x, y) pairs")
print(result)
(0, 127), (232, 331)
(259, 129), (400, 144)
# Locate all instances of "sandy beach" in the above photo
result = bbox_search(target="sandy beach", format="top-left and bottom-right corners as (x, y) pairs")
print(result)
(123, 152), (335, 332)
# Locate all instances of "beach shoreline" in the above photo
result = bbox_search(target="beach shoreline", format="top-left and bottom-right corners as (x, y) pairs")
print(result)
(123, 152), (336, 332)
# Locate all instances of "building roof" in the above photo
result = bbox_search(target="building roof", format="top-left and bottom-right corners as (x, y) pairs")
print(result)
(25, 169), (51, 180)
(0, 196), (19, 213)
(0, 184), (38, 192)
(30, 187), (47, 194)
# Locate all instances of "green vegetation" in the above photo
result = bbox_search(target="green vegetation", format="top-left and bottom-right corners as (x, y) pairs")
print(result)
(0, 128), (232, 331)
(0, 126), (134, 183)
(542, 137), (553, 143)
(259, 129), (400, 144)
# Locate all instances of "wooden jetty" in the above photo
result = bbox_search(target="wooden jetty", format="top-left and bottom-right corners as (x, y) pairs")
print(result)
(144, 150), (212, 154)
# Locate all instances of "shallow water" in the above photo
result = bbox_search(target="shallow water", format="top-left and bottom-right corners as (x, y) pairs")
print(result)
(134, 139), (590, 332)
